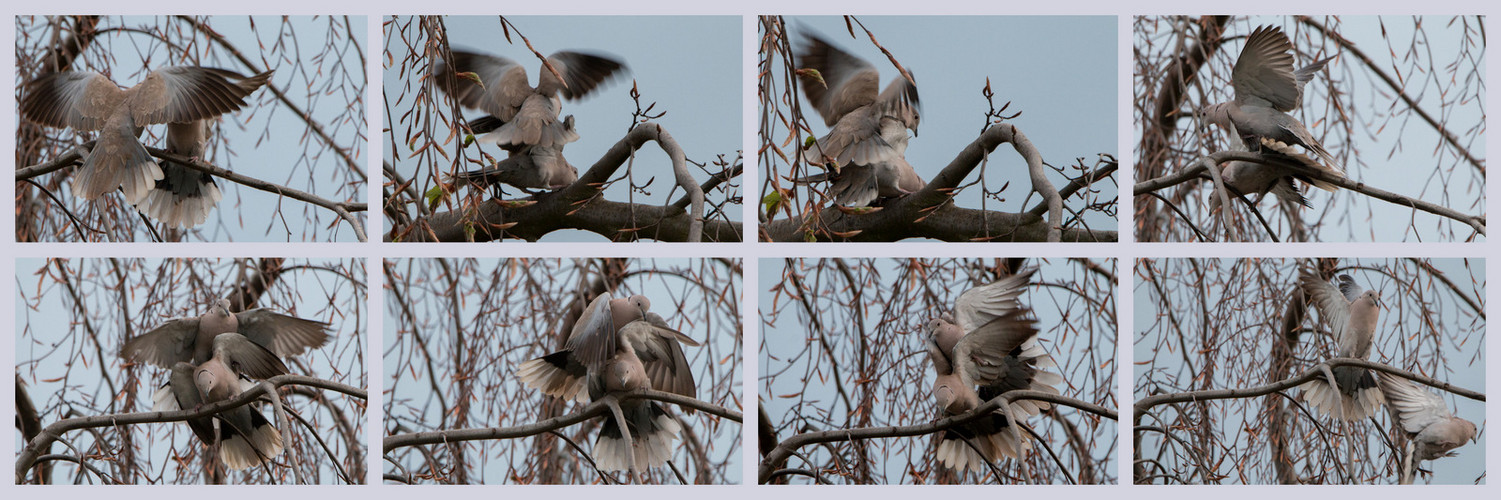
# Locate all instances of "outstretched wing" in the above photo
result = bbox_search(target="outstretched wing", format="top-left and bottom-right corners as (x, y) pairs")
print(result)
(1379, 372), (1453, 435)
(1231, 25), (1300, 111)
(537, 51), (626, 100)
(797, 32), (881, 126)
(1300, 271), (1351, 347)
(120, 317), (202, 368)
(236, 308), (332, 358)
(434, 50), (533, 121)
(952, 267), (1037, 334)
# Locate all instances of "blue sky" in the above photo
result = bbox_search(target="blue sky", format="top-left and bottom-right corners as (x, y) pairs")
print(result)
(1136, 16), (1486, 242)
(382, 16), (743, 242)
(14, 257), (367, 484)
(14, 16), (368, 242)
(764, 16), (1119, 236)
(1133, 258), (1485, 484)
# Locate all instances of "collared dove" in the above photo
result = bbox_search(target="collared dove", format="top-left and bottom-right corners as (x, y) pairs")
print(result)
(199, 333), (288, 468)
(924, 267), (1063, 472)
(516, 292), (700, 474)
(434, 49), (624, 149)
(1298, 273), (1384, 420)
(121, 298), (331, 369)
(796, 32), (924, 207)
(451, 115), (579, 190)
(135, 70), (272, 228)
(1203, 28), (1338, 213)
(19, 67), (272, 205)
(1378, 373), (1478, 484)
(1200, 26), (1344, 178)
(152, 359), (285, 470)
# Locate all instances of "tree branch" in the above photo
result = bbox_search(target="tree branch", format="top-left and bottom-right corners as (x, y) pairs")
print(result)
(1133, 357), (1486, 430)
(15, 374), (367, 483)
(757, 389), (1117, 484)
(1134, 151), (1487, 237)
(381, 389), (741, 454)
(390, 123), (738, 242)
(765, 124), (1114, 242)
(15, 144), (369, 241)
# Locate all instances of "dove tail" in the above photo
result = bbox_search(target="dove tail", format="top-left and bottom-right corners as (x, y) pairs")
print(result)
(76, 130), (163, 203)
(136, 161), (221, 228)
(1299, 367), (1383, 421)
(218, 409), (284, 470)
(593, 401), (681, 472)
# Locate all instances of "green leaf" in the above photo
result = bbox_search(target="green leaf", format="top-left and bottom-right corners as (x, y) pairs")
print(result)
(425, 185), (446, 210)
(761, 191), (783, 214)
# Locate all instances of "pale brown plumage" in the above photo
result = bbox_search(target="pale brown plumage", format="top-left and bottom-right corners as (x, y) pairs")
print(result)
(152, 334), (288, 470)
(451, 115), (580, 191)
(434, 49), (624, 148)
(1298, 273), (1384, 421)
(1200, 26), (1343, 174)
(1379, 373), (1478, 484)
(20, 67), (271, 207)
(516, 292), (699, 473)
(924, 267), (1062, 473)
(796, 31), (924, 207)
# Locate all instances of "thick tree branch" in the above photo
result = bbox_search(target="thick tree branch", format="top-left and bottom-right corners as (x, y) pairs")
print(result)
(1134, 151), (1487, 237)
(15, 374), (367, 483)
(390, 123), (737, 242)
(765, 124), (1114, 242)
(381, 389), (741, 453)
(757, 389), (1117, 484)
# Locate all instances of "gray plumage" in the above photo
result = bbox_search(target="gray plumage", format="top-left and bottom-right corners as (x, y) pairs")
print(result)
(924, 267), (1062, 472)
(20, 67), (271, 206)
(134, 69), (270, 228)
(434, 49), (624, 149)
(516, 292), (700, 473)
(1203, 26), (1342, 213)
(1299, 273), (1385, 420)
(1201, 26), (1343, 173)
(796, 32), (924, 207)
(451, 115), (579, 190)
(121, 298), (331, 369)
(152, 335), (287, 470)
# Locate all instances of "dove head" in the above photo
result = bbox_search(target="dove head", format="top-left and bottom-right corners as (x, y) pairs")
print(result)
(1461, 418), (1479, 443)
(628, 295), (651, 318)
(1359, 290), (1382, 309)
(926, 314), (962, 354)
(1198, 102), (1233, 130)
(211, 298), (233, 317)
(194, 367), (217, 394)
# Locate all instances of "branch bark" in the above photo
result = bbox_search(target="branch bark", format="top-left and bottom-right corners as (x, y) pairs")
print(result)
(1134, 151), (1487, 237)
(757, 389), (1117, 484)
(763, 124), (1115, 242)
(391, 123), (737, 242)
(381, 389), (741, 453)
(15, 374), (367, 484)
